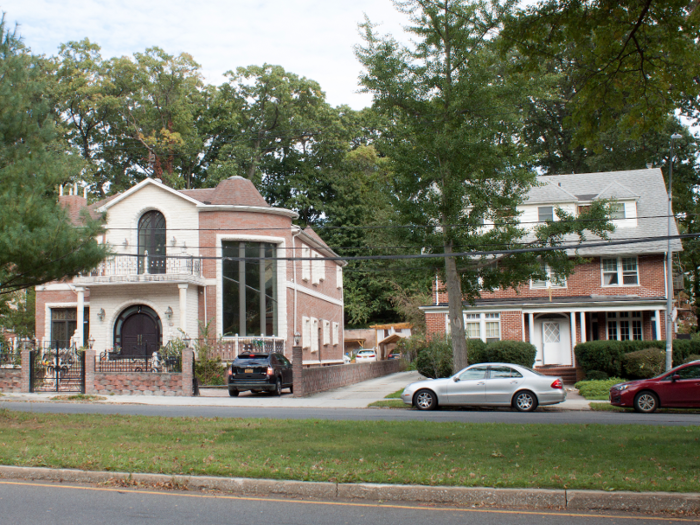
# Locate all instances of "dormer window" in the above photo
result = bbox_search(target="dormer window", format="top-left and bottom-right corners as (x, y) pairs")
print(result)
(538, 206), (554, 222)
(610, 203), (625, 219)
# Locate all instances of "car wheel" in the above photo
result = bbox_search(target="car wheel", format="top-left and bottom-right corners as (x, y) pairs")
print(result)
(414, 389), (438, 411)
(228, 389), (239, 397)
(634, 391), (658, 413)
(513, 390), (538, 412)
(274, 376), (282, 396)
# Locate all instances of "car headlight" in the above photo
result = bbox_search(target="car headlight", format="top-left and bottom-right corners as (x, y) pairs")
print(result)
(615, 384), (630, 391)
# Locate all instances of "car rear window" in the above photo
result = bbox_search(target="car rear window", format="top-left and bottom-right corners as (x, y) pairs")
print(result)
(233, 353), (270, 365)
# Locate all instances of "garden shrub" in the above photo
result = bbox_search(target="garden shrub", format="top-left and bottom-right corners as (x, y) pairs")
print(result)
(574, 339), (700, 378)
(623, 348), (665, 379)
(574, 377), (625, 400)
(683, 354), (700, 364)
(465, 338), (487, 364)
(469, 340), (536, 368)
(415, 337), (453, 378)
(585, 370), (609, 381)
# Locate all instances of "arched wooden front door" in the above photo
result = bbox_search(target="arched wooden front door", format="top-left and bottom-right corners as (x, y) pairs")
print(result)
(114, 305), (162, 357)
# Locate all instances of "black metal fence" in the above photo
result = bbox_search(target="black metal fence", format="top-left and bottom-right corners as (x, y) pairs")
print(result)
(30, 347), (85, 393)
(96, 351), (181, 373)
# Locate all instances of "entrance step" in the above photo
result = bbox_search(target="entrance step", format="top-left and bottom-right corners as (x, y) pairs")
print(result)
(534, 366), (581, 385)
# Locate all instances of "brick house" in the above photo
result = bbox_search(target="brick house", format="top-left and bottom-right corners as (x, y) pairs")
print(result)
(422, 168), (682, 374)
(35, 176), (345, 366)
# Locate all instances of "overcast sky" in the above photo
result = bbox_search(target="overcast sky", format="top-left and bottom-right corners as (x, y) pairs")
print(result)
(1, 0), (412, 109)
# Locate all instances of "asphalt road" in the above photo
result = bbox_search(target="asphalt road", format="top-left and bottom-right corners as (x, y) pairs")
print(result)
(2, 400), (699, 425)
(0, 479), (695, 525)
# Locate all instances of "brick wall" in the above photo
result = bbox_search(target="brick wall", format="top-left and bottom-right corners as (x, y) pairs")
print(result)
(435, 255), (666, 304)
(93, 372), (184, 396)
(299, 360), (403, 397)
(0, 369), (22, 392)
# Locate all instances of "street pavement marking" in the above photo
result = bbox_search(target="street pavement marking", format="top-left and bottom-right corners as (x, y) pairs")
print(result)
(0, 480), (695, 522)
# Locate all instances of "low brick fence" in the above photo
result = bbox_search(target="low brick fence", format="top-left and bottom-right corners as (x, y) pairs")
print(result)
(0, 368), (22, 393)
(292, 347), (403, 397)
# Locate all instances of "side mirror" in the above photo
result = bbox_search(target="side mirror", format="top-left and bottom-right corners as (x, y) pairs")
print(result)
(672, 373), (681, 382)
(453, 376), (460, 382)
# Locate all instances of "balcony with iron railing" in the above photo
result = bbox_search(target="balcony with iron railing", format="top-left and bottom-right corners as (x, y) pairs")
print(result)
(75, 253), (205, 286)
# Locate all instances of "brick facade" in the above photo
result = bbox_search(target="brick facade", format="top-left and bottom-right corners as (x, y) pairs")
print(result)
(0, 369), (22, 392)
(35, 177), (345, 368)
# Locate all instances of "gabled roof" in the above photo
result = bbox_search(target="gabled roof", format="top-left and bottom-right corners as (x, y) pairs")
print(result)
(298, 227), (345, 265)
(594, 181), (640, 201)
(530, 168), (681, 256)
(95, 178), (202, 212)
(526, 181), (578, 205)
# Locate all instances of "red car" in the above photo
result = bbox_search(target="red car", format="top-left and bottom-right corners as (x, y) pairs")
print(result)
(609, 360), (700, 413)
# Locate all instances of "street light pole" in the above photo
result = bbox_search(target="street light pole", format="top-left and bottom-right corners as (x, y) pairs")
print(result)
(666, 133), (683, 372)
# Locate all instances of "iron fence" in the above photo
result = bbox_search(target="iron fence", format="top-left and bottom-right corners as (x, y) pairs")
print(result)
(0, 349), (21, 368)
(195, 337), (285, 361)
(96, 351), (182, 373)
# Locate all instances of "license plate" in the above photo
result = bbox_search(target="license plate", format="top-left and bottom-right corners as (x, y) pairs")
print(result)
(245, 369), (254, 374)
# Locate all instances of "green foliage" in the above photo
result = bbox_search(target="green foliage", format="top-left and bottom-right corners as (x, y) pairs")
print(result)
(585, 370), (609, 381)
(415, 337), (453, 379)
(575, 340), (700, 377)
(468, 340), (537, 368)
(684, 354), (700, 364)
(574, 378), (625, 400)
(0, 288), (35, 338)
(0, 22), (108, 297)
(623, 348), (666, 380)
(192, 322), (226, 386)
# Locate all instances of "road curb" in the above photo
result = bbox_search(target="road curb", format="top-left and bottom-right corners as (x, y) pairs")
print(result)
(2, 465), (698, 514)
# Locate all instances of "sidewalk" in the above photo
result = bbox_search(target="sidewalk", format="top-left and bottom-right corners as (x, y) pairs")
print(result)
(0, 371), (598, 410)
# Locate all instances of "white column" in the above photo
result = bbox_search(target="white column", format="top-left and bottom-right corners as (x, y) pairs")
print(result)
(521, 313), (526, 342)
(580, 312), (587, 344)
(528, 313), (535, 343)
(75, 287), (85, 348)
(178, 284), (188, 337)
(655, 309), (662, 341)
(570, 311), (577, 362)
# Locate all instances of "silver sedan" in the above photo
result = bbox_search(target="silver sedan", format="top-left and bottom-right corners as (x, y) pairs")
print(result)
(401, 363), (567, 412)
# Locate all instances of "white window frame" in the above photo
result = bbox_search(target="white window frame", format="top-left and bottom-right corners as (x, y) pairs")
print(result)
(463, 312), (501, 343)
(601, 256), (639, 286)
(538, 206), (554, 222)
(530, 263), (567, 289)
(609, 202), (625, 219)
(606, 311), (643, 341)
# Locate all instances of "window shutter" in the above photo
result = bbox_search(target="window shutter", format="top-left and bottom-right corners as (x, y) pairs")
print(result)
(302, 316), (310, 349)
(323, 320), (330, 345)
(332, 322), (339, 346)
(337, 265), (342, 289)
(301, 245), (311, 281)
(311, 318), (319, 352)
(319, 255), (325, 281)
(311, 253), (320, 285)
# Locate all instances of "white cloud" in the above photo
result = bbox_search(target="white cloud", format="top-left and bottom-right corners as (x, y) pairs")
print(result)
(2, 0), (411, 109)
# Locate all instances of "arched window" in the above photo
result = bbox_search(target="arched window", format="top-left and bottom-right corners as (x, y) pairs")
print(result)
(138, 210), (166, 274)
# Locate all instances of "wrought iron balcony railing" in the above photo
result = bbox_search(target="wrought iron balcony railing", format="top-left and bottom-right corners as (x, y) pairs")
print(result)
(81, 254), (202, 280)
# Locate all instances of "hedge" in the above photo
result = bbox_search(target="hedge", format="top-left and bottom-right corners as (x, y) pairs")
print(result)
(469, 340), (537, 368)
(574, 339), (700, 378)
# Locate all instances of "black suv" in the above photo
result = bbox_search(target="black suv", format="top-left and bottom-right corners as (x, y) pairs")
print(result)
(228, 353), (293, 397)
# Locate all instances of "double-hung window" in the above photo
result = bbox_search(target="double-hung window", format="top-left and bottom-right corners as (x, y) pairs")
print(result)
(602, 257), (638, 286)
(531, 263), (566, 289)
(609, 203), (625, 219)
(538, 206), (554, 222)
(463, 313), (500, 343)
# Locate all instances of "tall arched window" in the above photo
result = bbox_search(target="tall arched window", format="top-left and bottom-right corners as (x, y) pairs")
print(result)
(138, 210), (166, 274)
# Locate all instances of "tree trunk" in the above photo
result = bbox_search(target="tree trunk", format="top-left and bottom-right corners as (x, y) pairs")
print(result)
(444, 242), (467, 372)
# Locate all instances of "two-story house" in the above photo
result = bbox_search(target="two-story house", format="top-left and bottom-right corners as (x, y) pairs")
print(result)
(422, 168), (681, 373)
(35, 176), (345, 366)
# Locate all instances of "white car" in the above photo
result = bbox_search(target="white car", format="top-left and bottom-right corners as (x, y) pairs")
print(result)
(355, 349), (378, 363)
(401, 362), (566, 412)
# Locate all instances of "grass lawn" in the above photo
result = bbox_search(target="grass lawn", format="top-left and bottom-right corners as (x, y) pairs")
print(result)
(368, 389), (407, 408)
(590, 403), (700, 414)
(0, 409), (698, 493)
